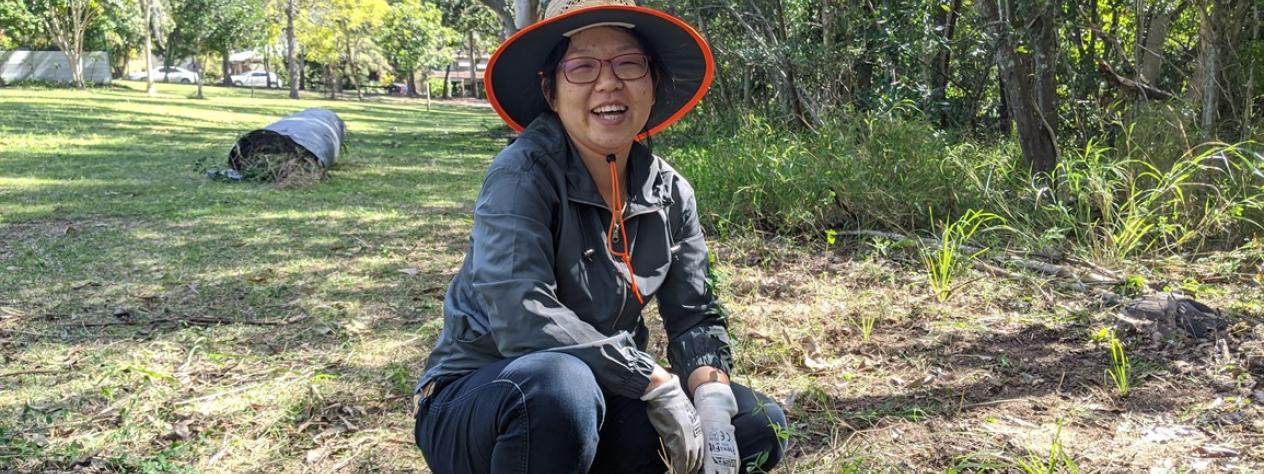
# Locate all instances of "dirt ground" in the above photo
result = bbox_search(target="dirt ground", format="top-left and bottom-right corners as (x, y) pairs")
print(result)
(706, 237), (1264, 472)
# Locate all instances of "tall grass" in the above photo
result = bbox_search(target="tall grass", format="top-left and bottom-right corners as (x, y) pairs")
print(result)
(664, 108), (1264, 261)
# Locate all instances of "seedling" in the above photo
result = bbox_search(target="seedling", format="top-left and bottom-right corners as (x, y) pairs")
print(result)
(1015, 421), (1080, 473)
(1104, 330), (1131, 397)
(923, 209), (1003, 302)
(854, 313), (877, 342)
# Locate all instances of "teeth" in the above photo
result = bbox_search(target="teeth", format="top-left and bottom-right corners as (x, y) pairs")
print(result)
(593, 105), (627, 114)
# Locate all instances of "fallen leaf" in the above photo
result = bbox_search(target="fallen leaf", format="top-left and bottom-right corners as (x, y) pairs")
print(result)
(305, 446), (329, 464)
(905, 374), (935, 389)
(802, 354), (837, 372)
(399, 267), (419, 277)
(1194, 444), (1239, 458)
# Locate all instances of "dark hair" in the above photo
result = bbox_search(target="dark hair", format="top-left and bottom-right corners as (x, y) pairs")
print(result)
(538, 27), (669, 113)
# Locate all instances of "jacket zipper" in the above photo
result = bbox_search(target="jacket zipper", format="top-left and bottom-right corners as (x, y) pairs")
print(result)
(567, 197), (663, 332)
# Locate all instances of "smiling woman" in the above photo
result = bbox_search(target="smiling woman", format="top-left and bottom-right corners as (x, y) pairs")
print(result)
(410, 1), (787, 474)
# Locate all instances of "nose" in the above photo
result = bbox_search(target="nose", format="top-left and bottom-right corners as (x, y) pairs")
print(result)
(593, 60), (624, 92)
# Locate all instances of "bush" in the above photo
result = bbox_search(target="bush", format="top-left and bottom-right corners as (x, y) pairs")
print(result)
(661, 108), (1264, 261)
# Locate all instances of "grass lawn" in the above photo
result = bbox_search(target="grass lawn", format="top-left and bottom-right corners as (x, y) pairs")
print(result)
(2, 82), (1263, 472)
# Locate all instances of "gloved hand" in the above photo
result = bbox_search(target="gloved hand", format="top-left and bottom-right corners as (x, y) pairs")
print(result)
(641, 374), (704, 474)
(694, 382), (740, 474)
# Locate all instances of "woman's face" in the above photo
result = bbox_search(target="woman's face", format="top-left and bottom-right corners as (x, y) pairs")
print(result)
(547, 26), (655, 159)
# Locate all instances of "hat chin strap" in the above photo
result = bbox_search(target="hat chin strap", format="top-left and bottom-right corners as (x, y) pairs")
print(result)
(563, 21), (636, 37)
(605, 154), (644, 305)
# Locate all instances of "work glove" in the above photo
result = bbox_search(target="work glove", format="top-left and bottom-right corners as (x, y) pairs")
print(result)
(641, 374), (704, 474)
(694, 382), (740, 474)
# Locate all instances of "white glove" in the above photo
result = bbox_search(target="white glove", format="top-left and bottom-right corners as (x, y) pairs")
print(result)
(694, 382), (740, 474)
(641, 375), (704, 474)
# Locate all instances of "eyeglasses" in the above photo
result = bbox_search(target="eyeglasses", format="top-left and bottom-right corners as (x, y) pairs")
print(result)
(555, 53), (650, 84)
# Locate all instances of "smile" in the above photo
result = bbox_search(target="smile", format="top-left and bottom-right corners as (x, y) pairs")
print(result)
(591, 104), (629, 123)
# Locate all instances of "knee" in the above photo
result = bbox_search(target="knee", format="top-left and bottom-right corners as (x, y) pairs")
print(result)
(503, 352), (605, 427)
(735, 398), (788, 472)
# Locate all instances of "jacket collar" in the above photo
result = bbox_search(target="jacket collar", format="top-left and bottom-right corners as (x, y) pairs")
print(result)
(523, 113), (669, 214)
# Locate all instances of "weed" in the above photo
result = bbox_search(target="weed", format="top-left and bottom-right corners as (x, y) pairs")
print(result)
(853, 312), (877, 343)
(1014, 422), (1080, 473)
(1104, 330), (1132, 397)
(923, 209), (1004, 302)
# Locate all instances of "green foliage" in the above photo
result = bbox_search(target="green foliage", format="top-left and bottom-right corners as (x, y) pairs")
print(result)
(1014, 422), (1080, 474)
(664, 108), (1264, 260)
(0, 0), (46, 48)
(379, 0), (455, 80)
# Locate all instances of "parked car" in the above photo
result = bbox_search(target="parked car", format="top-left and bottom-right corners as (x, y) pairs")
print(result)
(230, 71), (279, 88)
(126, 66), (200, 83)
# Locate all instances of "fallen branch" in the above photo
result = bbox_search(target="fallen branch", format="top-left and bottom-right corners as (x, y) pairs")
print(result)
(838, 229), (1125, 288)
(62, 314), (308, 329)
(0, 368), (61, 378)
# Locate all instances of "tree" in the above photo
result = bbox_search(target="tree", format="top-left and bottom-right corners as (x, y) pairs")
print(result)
(977, 0), (1059, 174)
(380, 0), (454, 105)
(94, 0), (145, 79)
(285, 0), (298, 98)
(138, 0), (170, 95)
(0, 0), (48, 49)
(296, 0), (388, 100)
(28, 0), (103, 89)
(169, 0), (216, 98)
(476, 0), (515, 39)
(207, 0), (265, 87)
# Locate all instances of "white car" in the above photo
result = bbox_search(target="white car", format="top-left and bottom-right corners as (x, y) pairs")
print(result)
(230, 71), (279, 88)
(127, 66), (200, 83)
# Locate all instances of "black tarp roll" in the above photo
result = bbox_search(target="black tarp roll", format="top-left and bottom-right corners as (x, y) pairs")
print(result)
(229, 108), (346, 173)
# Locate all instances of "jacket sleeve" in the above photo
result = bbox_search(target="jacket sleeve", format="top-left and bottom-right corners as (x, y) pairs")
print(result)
(469, 161), (655, 399)
(656, 177), (734, 386)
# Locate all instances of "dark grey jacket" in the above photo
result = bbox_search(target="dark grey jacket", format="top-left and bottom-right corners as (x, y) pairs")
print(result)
(416, 113), (732, 399)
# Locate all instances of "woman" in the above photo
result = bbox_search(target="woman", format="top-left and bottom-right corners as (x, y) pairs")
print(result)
(413, 1), (788, 473)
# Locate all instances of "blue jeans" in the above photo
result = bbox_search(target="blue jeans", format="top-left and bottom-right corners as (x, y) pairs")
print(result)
(414, 352), (788, 474)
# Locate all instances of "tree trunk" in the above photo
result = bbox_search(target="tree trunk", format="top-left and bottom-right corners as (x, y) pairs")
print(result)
(44, 0), (96, 90)
(143, 0), (155, 95)
(998, 75), (1011, 135)
(515, 0), (538, 29)
(423, 72), (432, 111)
(221, 48), (233, 86)
(264, 47), (272, 88)
(479, 0), (517, 39)
(1244, 2), (1259, 140)
(407, 70), (419, 98)
(928, 0), (964, 125)
(286, 0), (299, 99)
(347, 40), (362, 101)
(442, 64), (451, 99)
(300, 54), (306, 90)
(1136, 6), (1174, 86)
(468, 30), (478, 99)
(194, 56), (205, 99)
(326, 63), (336, 100)
(979, 0), (1058, 174)
(1197, 0), (1217, 137)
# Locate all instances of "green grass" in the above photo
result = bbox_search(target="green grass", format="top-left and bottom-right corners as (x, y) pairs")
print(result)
(0, 82), (498, 472)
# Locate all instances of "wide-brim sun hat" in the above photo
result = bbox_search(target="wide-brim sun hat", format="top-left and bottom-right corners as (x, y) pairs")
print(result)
(484, 0), (714, 138)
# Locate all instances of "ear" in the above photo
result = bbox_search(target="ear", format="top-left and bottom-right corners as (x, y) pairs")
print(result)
(541, 77), (557, 111)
